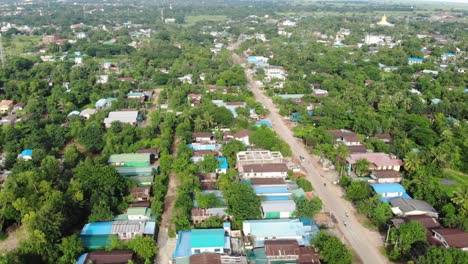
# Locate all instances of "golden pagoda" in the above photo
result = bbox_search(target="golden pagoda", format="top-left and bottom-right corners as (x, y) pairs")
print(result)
(377, 14), (394, 27)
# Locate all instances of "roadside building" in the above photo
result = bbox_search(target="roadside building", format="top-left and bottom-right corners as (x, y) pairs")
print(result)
(173, 228), (231, 259)
(261, 200), (296, 219)
(370, 183), (411, 202)
(390, 198), (438, 218)
(241, 163), (289, 179)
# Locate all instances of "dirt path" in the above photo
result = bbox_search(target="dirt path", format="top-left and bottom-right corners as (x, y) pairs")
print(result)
(155, 138), (179, 264)
(0, 225), (27, 252)
(230, 48), (390, 264)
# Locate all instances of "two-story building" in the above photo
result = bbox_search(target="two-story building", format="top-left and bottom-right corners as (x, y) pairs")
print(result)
(241, 163), (289, 179)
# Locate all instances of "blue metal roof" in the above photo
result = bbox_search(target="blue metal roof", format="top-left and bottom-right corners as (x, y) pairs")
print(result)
(173, 231), (191, 258)
(254, 186), (289, 194)
(20, 149), (32, 157)
(256, 119), (272, 128)
(190, 229), (225, 248)
(408, 57), (423, 62)
(370, 183), (406, 194)
(75, 253), (88, 264)
(216, 157), (228, 169)
(443, 52), (455, 56)
(243, 219), (315, 246)
(80, 222), (113, 235)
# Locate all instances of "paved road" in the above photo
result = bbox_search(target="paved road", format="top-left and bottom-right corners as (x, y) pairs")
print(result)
(232, 51), (389, 264)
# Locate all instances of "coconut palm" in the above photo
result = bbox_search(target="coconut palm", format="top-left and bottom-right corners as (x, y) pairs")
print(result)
(451, 186), (468, 216)
(403, 151), (422, 172)
(194, 116), (204, 132)
(202, 112), (215, 128)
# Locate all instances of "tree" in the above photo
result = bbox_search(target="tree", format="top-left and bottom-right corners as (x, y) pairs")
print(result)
(311, 231), (353, 264)
(417, 246), (468, 264)
(221, 140), (247, 168)
(354, 159), (370, 177)
(403, 151), (422, 172)
(128, 236), (157, 261)
(451, 186), (468, 217)
(57, 235), (85, 264)
(78, 121), (105, 153)
(199, 154), (219, 173)
(345, 181), (372, 202)
(387, 221), (427, 261)
(225, 182), (261, 224)
(193, 116), (204, 132)
(195, 192), (223, 208)
(295, 197), (322, 218)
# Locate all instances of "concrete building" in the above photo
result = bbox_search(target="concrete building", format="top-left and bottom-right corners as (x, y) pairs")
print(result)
(236, 151), (283, 167)
(390, 198), (438, 218)
(241, 163), (289, 179)
(104, 111), (140, 128)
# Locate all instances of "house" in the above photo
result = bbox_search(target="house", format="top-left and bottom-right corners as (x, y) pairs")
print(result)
(261, 200), (296, 219)
(431, 229), (468, 251)
(223, 129), (253, 146)
(242, 218), (318, 247)
(236, 150), (284, 167)
(189, 252), (247, 264)
(75, 250), (134, 264)
(104, 111), (140, 128)
(80, 221), (155, 249)
(126, 91), (147, 101)
(115, 166), (157, 186)
(173, 228), (231, 259)
(264, 66), (287, 81)
(115, 207), (152, 221)
(370, 170), (403, 183)
(18, 149), (32, 160)
(241, 163), (289, 179)
(0, 100), (14, 114)
(178, 74), (193, 84)
(374, 133), (392, 145)
(191, 150), (219, 163)
(370, 183), (411, 202)
(264, 240), (321, 264)
(251, 178), (286, 186)
(191, 207), (229, 224)
(247, 56), (269, 65)
(108, 153), (151, 167)
(95, 98), (117, 109)
(189, 143), (222, 152)
(1, 114), (17, 125)
(441, 52), (455, 61)
(254, 185), (291, 201)
(326, 129), (362, 146)
(130, 186), (151, 201)
(128, 201), (151, 208)
(211, 100), (246, 118)
(390, 198), (438, 218)
(135, 148), (160, 161)
(79, 108), (97, 120)
(96, 75), (109, 84)
(192, 132), (212, 143)
(408, 58), (423, 65)
(13, 103), (25, 112)
(346, 153), (402, 174)
(216, 157), (228, 174)
(196, 173), (217, 190)
(256, 119), (273, 128)
(187, 93), (202, 106)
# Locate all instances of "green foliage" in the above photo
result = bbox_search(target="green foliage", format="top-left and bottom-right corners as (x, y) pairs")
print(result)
(387, 222), (427, 261)
(221, 140), (247, 168)
(295, 197), (322, 219)
(78, 121), (105, 153)
(250, 126), (292, 156)
(311, 231), (353, 264)
(225, 182), (261, 224)
(195, 216), (225, 229)
(294, 177), (313, 192)
(345, 181), (372, 202)
(354, 159), (370, 177)
(417, 246), (468, 264)
(57, 235), (85, 264)
(199, 154), (220, 173)
(128, 236), (157, 260)
(195, 192), (224, 208)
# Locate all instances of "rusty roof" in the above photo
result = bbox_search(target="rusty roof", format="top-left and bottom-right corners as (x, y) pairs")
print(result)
(189, 252), (221, 264)
(85, 250), (133, 264)
(432, 228), (468, 249)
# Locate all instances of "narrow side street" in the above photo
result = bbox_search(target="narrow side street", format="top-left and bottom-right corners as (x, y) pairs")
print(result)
(231, 50), (390, 264)
(155, 139), (179, 264)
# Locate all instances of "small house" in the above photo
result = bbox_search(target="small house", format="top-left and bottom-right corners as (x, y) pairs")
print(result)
(108, 153), (151, 167)
(135, 148), (160, 161)
(191, 208), (229, 224)
(408, 58), (423, 65)
(104, 111), (140, 128)
(0, 100), (14, 114)
(173, 228), (231, 258)
(241, 163), (289, 179)
(216, 157), (228, 174)
(192, 132), (213, 142)
(79, 108), (97, 120)
(18, 149), (33, 160)
(95, 98), (117, 109)
(346, 153), (403, 175)
(431, 229), (468, 251)
(76, 250), (134, 264)
(261, 200), (296, 219)
(390, 198), (438, 218)
(130, 186), (151, 201)
(264, 240), (321, 264)
(1, 114), (17, 125)
(370, 170), (403, 183)
(370, 183), (411, 202)
(115, 207), (152, 221)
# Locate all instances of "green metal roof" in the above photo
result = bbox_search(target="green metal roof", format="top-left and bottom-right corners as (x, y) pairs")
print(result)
(190, 229), (225, 248)
(127, 207), (151, 216)
(108, 153), (150, 164)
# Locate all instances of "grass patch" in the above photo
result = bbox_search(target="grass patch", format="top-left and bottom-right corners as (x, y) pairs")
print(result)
(185, 15), (228, 26)
(3, 35), (42, 56)
(440, 169), (468, 196)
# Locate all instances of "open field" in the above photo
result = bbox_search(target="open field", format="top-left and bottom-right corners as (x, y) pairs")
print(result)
(3, 35), (41, 56)
(185, 15), (228, 26)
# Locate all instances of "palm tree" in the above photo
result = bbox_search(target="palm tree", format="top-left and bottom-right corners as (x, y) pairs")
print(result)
(202, 112), (214, 129)
(430, 146), (448, 168)
(403, 151), (421, 172)
(194, 116), (204, 132)
(451, 186), (468, 216)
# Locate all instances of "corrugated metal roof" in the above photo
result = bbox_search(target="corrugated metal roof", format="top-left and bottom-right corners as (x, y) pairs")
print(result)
(108, 153), (150, 164)
(80, 222), (113, 235)
(261, 200), (296, 213)
(111, 221), (145, 234)
(190, 229), (225, 248)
